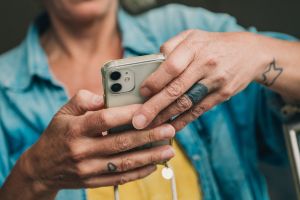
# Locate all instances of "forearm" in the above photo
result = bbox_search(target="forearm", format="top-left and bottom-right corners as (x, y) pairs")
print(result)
(0, 152), (57, 200)
(254, 33), (300, 103)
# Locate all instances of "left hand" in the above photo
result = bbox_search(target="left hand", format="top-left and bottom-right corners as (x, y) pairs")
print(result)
(132, 30), (269, 131)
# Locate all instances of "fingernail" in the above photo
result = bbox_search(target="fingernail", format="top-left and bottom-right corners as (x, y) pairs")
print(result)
(161, 148), (175, 160)
(93, 95), (103, 105)
(133, 114), (147, 129)
(160, 125), (175, 138)
(140, 86), (152, 97)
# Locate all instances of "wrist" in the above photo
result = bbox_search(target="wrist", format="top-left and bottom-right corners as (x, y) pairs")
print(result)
(17, 149), (58, 198)
(248, 33), (274, 83)
(0, 149), (58, 200)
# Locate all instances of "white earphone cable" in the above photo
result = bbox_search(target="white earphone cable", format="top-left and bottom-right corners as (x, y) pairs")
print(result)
(168, 163), (178, 200)
(114, 185), (120, 200)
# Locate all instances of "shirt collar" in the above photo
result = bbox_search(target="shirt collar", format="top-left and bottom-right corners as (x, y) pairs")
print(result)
(118, 8), (159, 56)
(5, 8), (159, 91)
(2, 14), (53, 91)
(26, 20), (52, 83)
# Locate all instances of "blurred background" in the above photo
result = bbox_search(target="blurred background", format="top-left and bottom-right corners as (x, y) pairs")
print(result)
(0, 0), (299, 199)
(1, 0), (300, 54)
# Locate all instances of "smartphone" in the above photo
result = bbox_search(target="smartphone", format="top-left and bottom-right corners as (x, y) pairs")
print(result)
(101, 53), (171, 149)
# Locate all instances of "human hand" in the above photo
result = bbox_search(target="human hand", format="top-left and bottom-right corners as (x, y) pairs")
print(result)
(19, 90), (175, 195)
(132, 30), (268, 130)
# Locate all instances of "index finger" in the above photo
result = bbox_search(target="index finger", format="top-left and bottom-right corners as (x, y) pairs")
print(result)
(140, 32), (194, 97)
(81, 104), (141, 136)
(133, 65), (201, 130)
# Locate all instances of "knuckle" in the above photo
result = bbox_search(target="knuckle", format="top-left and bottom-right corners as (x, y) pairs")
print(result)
(76, 90), (87, 98)
(118, 175), (130, 185)
(120, 157), (134, 172)
(190, 105), (206, 118)
(146, 80), (161, 93)
(94, 111), (108, 128)
(204, 57), (218, 69)
(176, 96), (193, 111)
(183, 39), (195, 50)
(146, 128), (156, 143)
(203, 103), (213, 111)
(165, 78), (184, 98)
(214, 72), (228, 85)
(164, 59), (183, 76)
(219, 88), (233, 99)
(74, 90), (83, 101)
(184, 37), (202, 53)
(67, 139), (89, 163)
(214, 70), (230, 85)
(69, 147), (87, 163)
(181, 30), (198, 41)
(150, 152), (161, 164)
(66, 122), (82, 138)
(74, 164), (88, 179)
(113, 134), (132, 152)
(81, 180), (93, 188)
(183, 29), (196, 36)
(74, 90), (88, 104)
(160, 43), (172, 54)
(174, 119), (189, 131)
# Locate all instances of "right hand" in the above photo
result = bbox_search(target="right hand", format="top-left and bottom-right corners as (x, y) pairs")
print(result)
(19, 90), (175, 195)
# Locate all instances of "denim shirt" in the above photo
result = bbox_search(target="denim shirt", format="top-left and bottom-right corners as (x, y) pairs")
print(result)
(0, 4), (298, 200)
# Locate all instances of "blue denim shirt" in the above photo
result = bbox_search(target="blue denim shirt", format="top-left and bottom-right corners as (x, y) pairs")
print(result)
(0, 4), (297, 200)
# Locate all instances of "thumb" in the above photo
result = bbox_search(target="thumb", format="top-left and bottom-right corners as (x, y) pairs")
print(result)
(59, 90), (104, 116)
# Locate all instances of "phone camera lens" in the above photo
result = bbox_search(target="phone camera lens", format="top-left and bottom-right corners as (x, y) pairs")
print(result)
(111, 83), (122, 93)
(110, 71), (121, 80)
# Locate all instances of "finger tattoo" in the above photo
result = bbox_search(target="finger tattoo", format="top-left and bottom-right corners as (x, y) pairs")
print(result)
(107, 162), (118, 172)
(185, 83), (209, 105)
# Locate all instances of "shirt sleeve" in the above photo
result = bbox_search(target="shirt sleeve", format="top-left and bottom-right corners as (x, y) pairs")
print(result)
(255, 85), (290, 165)
(0, 86), (11, 187)
(0, 107), (11, 187)
(159, 4), (299, 39)
(0, 123), (8, 186)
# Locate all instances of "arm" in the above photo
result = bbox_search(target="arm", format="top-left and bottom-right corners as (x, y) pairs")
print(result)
(0, 85), (57, 199)
(0, 117), (46, 199)
(0, 156), (57, 200)
(254, 35), (300, 102)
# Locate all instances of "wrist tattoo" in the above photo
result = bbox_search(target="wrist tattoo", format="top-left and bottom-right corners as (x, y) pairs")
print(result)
(107, 162), (117, 172)
(261, 59), (283, 86)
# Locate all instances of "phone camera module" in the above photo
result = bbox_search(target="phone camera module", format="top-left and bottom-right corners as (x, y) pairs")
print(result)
(111, 83), (122, 93)
(110, 71), (121, 81)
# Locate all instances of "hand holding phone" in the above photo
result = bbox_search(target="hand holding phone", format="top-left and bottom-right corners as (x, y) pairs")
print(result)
(9, 89), (175, 196)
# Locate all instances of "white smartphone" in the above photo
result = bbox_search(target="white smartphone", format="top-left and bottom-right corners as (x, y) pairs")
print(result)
(101, 54), (171, 149)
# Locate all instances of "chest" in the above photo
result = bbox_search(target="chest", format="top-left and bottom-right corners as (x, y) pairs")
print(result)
(46, 46), (124, 97)
(50, 62), (104, 97)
